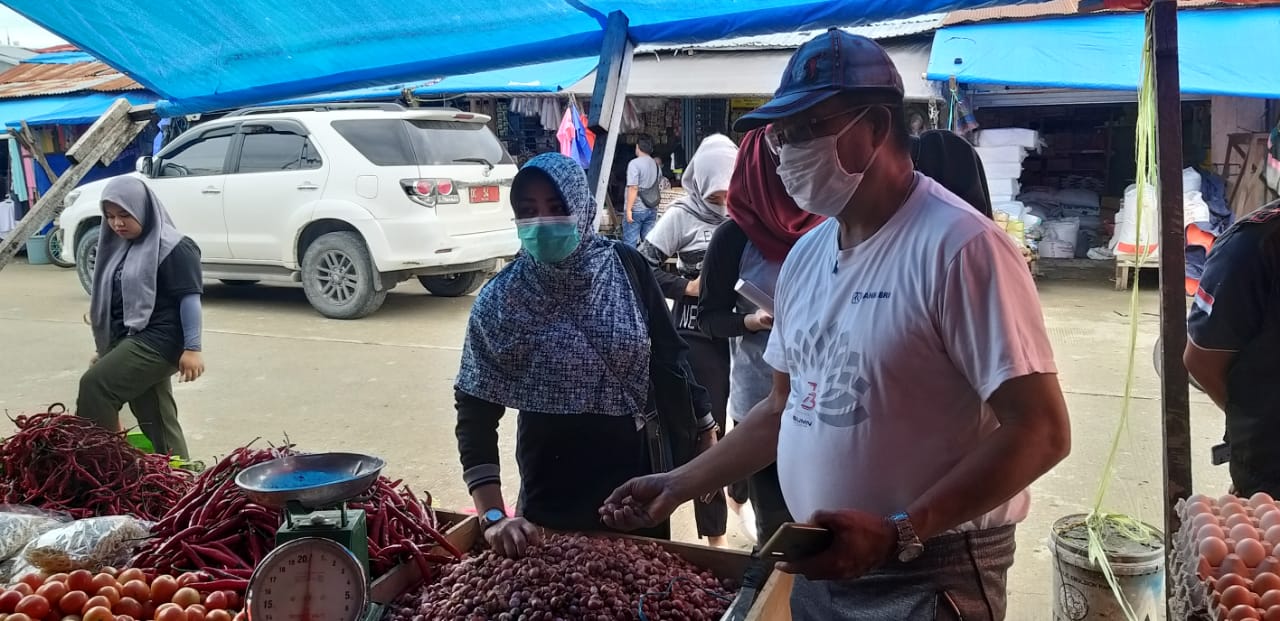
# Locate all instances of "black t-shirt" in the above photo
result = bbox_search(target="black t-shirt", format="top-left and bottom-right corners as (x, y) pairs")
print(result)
(1187, 204), (1280, 494)
(109, 237), (203, 363)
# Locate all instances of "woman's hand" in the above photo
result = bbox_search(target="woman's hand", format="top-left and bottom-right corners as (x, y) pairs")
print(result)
(484, 517), (543, 558)
(685, 277), (702, 298)
(744, 310), (774, 333)
(178, 351), (205, 383)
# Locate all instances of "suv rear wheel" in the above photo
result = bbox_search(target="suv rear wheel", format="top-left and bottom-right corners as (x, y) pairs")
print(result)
(301, 232), (387, 319)
(418, 271), (485, 297)
(75, 225), (100, 295)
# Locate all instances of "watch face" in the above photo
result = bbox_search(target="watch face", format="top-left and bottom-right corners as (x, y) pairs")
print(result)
(483, 508), (505, 524)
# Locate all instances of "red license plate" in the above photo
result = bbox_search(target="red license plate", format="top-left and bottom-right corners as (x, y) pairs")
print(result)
(469, 186), (500, 203)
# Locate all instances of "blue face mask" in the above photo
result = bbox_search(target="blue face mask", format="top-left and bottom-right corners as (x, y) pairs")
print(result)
(517, 216), (581, 264)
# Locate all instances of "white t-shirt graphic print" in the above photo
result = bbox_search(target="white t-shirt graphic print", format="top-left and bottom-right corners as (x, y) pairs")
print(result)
(763, 173), (1057, 533)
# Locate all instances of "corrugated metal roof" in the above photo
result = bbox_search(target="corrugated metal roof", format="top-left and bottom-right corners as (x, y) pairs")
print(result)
(943, 0), (1278, 25)
(638, 13), (945, 52)
(0, 60), (143, 98)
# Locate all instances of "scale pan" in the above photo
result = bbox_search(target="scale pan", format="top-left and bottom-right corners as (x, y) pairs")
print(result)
(234, 452), (386, 510)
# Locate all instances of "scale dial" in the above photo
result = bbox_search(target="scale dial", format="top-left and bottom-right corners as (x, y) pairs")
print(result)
(247, 537), (368, 621)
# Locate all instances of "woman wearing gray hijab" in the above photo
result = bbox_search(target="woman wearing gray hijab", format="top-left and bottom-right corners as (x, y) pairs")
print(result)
(77, 176), (204, 459)
(639, 134), (739, 547)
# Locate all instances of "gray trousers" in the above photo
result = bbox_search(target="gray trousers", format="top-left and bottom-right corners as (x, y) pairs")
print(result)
(791, 525), (1017, 621)
(76, 338), (190, 459)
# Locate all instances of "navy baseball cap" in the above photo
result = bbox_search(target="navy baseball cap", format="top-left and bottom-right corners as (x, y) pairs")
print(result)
(734, 29), (904, 132)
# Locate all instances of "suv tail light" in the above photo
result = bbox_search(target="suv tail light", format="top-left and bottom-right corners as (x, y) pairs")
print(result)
(401, 178), (460, 207)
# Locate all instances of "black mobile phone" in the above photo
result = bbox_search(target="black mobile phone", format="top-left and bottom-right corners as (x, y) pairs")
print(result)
(1212, 443), (1231, 466)
(759, 522), (834, 562)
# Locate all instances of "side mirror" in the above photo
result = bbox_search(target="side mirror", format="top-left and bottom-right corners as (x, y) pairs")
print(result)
(135, 156), (153, 176)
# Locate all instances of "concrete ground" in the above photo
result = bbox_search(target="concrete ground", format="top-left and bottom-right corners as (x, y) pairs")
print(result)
(0, 257), (1230, 617)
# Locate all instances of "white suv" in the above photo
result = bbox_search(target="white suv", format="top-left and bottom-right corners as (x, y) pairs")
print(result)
(59, 103), (519, 319)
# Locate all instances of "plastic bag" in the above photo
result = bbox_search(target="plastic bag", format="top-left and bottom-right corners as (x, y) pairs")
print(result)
(20, 516), (152, 574)
(0, 506), (69, 560)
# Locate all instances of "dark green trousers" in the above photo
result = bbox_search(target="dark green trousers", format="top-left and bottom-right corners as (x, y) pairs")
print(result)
(76, 338), (190, 459)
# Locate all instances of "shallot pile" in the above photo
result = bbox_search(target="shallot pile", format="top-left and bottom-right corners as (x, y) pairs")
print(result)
(385, 533), (736, 621)
(0, 410), (192, 521)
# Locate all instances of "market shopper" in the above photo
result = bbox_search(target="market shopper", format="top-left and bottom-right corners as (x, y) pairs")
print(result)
(1184, 201), (1280, 496)
(697, 126), (825, 553)
(639, 134), (738, 548)
(454, 153), (715, 558)
(602, 31), (1071, 620)
(623, 136), (662, 247)
(77, 176), (204, 459)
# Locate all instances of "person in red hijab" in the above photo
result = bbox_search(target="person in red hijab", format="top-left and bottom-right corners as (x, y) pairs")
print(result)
(696, 126), (824, 584)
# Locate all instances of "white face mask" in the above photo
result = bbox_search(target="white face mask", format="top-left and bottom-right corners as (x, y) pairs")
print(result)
(776, 108), (883, 217)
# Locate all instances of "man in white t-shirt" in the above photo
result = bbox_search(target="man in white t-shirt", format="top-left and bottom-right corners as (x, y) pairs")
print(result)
(602, 30), (1070, 620)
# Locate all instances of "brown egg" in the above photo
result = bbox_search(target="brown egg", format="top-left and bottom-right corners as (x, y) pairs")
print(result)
(1265, 526), (1280, 545)
(1196, 512), (1226, 530)
(1235, 524), (1264, 542)
(1264, 605), (1280, 621)
(1190, 493), (1216, 506)
(1226, 504), (1253, 519)
(1232, 514), (1261, 529)
(1203, 524), (1230, 540)
(1251, 493), (1276, 509)
(1225, 494), (1247, 507)
(1204, 537), (1233, 565)
(1241, 539), (1270, 567)
(1188, 501), (1215, 519)
(1221, 573), (1255, 592)
(1228, 604), (1262, 620)
(1224, 554), (1255, 580)
(1258, 505), (1280, 519)
(1253, 572), (1280, 595)
(1262, 511), (1280, 532)
(1262, 591), (1280, 609)
(1224, 584), (1260, 609)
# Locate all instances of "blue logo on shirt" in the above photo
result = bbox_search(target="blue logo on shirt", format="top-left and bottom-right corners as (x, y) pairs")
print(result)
(851, 291), (891, 305)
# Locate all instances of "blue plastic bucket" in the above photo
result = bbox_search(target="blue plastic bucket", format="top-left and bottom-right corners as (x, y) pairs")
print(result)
(25, 235), (50, 265)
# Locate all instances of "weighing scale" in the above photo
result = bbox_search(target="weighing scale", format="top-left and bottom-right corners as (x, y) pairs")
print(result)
(234, 452), (387, 621)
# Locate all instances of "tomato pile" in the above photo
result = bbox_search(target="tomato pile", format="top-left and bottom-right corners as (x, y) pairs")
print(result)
(0, 568), (245, 621)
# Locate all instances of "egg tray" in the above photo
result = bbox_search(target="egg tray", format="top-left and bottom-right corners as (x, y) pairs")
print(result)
(1175, 493), (1280, 621)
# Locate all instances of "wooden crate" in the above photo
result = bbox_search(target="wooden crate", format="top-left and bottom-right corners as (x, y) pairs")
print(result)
(745, 571), (793, 621)
(373, 515), (766, 618)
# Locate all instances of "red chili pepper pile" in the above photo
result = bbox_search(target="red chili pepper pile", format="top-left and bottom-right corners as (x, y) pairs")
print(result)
(0, 410), (193, 521)
(130, 443), (294, 579)
(132, 442), (461, 583)
(353, 476), (463, 578)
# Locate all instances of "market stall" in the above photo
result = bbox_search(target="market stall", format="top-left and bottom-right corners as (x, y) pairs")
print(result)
(0, 408), (756, 621)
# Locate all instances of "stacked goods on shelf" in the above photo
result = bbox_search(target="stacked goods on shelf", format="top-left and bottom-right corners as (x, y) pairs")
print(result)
(976, 128), (1038, 206)
(1171, 492), (1280, 620)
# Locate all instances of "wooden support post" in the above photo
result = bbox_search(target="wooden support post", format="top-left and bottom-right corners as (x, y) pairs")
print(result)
(16, 122), (58, 185)
(585, 11), (634, 214)
(0, 99), (148, 271)
(1152, 1), (1192, 609)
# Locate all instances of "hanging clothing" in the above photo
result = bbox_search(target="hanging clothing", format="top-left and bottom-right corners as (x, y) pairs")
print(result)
(555, 102), (592, 168)
(456, 153), (649, 417)
(726, 127), (825, 264)
(90, 177), (188, 355)
(580, 113), (596, 150)
(8, 139), (27, 203)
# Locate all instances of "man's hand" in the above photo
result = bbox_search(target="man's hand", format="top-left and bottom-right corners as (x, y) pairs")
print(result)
(744, 310), (774, 333)
(696, 430), (719, 504)
(685, 277), (701, 298)
(178, 350), (205, 383)
(600, 473), (688, 531)
(778, 510), (898, 580)
(626, 209), (635, 224)
(484, 517), (543, 558)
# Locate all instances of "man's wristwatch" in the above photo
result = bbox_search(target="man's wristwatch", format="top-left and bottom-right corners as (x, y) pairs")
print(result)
(480, 508), (507, 531)
(888, 511), (925, 563)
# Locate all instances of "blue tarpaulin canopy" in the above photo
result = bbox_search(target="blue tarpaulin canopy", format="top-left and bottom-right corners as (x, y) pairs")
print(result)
(274, 57), (600, 105)
(2, 1), (1044, 114)
(928, 7), (1280, 99)
(6, 92), (159, 128)
(0, 95), (86, 129)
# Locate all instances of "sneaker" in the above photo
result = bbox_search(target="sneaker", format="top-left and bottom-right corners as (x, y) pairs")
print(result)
(739, 502), (758, 544)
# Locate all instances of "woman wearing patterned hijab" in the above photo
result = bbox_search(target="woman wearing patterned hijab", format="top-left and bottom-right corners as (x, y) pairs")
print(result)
(77, 176), (205, 459)
(454, 153), (714, 558)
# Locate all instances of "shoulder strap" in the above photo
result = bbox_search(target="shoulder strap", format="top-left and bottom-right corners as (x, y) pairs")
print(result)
(614, 242), (649, 323)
